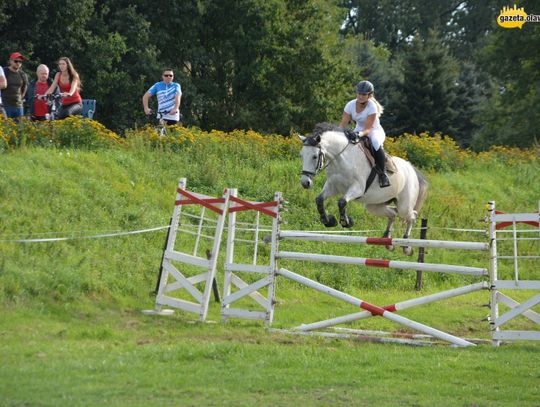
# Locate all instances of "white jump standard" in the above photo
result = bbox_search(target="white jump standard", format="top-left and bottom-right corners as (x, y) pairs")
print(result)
(149, 180), (539, 346)
(221, 193), (540, 346)
(144, 178), (230, 321)
(488, 201), (540, 345)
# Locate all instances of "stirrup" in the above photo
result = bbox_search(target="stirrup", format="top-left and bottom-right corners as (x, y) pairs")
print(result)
(379, 173), (391, 188)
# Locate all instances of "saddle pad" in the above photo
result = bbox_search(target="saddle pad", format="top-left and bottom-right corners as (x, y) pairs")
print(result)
(357, 137), (397, 173)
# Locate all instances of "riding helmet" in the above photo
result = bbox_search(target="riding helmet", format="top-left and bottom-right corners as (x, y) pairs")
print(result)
(356, 80), (374, 94)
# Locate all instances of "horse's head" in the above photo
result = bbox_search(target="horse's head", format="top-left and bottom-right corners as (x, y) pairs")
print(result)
(299, 134), (323, 189)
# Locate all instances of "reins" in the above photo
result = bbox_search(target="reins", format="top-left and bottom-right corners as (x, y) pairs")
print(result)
(303, 138), (351, 177)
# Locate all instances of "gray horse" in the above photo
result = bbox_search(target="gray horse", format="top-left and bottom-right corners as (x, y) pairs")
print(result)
(299, 123), (428, 255)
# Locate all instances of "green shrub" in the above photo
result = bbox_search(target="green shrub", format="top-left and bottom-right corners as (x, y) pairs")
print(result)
(1, 117), (538, 171)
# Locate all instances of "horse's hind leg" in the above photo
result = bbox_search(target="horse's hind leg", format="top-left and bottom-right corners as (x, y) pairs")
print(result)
(397, 205), (418, 256)
(401, 218), (416, 256)
(365, 203), (397, 251)
(316, 193), (337, 227)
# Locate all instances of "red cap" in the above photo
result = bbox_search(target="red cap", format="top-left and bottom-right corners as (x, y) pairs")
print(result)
(9, 52), (26, 61)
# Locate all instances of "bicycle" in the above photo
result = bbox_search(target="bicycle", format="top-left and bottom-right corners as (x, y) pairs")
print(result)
(147, 110), (170, 137)
(42, 93), (62, 120)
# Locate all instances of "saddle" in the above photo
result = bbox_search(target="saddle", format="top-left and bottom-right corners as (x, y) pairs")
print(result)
(348, 133), (397, 173)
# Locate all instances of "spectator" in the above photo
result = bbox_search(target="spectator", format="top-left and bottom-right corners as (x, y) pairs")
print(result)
(25, 64), (59, 121)
(46, 57), (82, 119)
(142, 68), (182, 125)
(3, 52), (28, 120)
(0, 66), (6, 118)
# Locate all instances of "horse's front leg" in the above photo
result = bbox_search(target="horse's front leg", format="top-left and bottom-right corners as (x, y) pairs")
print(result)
(338, 197), (354, 228)
(316, 193), (337, 227)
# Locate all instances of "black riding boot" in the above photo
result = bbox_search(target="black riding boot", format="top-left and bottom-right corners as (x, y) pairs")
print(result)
(374, 147), (391, 188)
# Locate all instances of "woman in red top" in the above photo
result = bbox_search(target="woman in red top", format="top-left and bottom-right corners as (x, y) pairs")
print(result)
(46, 57), (82, 119)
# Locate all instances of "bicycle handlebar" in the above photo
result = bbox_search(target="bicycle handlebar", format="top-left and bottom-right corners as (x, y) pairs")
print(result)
(40, 94), (62, 105)
(147, 110), (170, 118)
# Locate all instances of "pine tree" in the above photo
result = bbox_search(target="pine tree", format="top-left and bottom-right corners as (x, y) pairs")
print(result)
(396, 30), (459, 136)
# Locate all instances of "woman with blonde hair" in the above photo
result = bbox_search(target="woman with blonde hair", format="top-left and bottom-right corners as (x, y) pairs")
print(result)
(46, 57), (82, 119)
(339, 80), (390, 187)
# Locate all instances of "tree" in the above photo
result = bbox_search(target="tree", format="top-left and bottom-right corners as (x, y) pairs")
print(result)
(451, 62), (489, 147)
(395, 30), (459, 136)
(338, 0), (504, 57)
(472, 2), (540, 149)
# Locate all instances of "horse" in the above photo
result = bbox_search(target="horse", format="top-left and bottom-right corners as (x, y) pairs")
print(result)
(299, 123), (428, 255)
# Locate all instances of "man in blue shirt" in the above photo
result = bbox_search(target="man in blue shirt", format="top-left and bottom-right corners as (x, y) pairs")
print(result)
(142, 68), (182, 125)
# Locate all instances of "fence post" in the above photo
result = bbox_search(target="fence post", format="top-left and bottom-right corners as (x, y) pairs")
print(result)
(415, 218), (428, 290)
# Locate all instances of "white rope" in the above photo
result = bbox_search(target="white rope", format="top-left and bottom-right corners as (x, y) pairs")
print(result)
(1, 225), (170, 243)
(0, 223), (491, 244)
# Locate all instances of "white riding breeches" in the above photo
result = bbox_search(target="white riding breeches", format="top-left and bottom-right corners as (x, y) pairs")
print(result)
(368, 128), (385, 151)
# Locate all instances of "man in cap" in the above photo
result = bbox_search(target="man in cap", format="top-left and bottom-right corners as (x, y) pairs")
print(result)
(3, 52), (29, 119)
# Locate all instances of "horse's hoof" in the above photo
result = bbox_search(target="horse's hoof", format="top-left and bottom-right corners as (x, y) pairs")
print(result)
(385, 245), (395, 252)
(340, 216), (354, 228)
(403, 246), (414, 256)
(323, 215), (337, 227)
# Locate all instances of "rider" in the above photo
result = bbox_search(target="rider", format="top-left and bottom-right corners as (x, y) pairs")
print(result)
(142, 68), (182, 125)
(339, 80), (390, 188)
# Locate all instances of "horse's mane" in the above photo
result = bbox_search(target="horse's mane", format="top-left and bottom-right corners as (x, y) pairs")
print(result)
(312, 122), (344, 138)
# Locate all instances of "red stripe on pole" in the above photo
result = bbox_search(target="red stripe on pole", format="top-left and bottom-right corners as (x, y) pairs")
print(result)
(228, 196), (278, 218)
(175, 188), (225, 214)
(365, 258), (391, 268)
(495, 210), (539, 229)
(496, 220), (539, 230)
(383, 304), (397, 312)
(175, 198), (225, 206)
(360, 301), (385, 316)
(366, 237), (393, 246)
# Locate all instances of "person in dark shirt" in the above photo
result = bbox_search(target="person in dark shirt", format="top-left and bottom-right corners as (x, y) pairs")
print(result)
(3, 52), (28, 120)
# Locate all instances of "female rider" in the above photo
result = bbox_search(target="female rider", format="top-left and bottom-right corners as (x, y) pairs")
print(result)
(339, 80), (390, 188)
(46, 57), (82, 119)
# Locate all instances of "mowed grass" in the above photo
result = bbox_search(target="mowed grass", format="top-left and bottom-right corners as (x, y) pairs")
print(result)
(1, 300), (539, 407)
(0, 144), (539, 406)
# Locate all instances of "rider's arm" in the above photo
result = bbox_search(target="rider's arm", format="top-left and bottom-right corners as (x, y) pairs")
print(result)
(169, 93), (181, 115)
(62, 78), (79, 97)
(142, 92), (152, 115)
(0, 74), (6, 90)
(45, 73), (59, 95)
(339, 111), (351, 129)
(358, 113), (376, 137)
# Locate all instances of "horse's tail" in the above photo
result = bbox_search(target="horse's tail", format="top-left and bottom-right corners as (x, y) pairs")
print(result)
(413, 167), (429, 213)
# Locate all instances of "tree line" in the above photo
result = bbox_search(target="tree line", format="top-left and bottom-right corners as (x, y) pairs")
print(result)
(1, 0), (538, 149)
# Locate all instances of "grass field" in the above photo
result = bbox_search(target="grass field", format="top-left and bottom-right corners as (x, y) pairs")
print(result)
(1, 135), (539, 406)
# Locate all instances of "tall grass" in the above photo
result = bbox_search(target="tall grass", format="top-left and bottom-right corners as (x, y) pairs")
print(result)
(1, 117), (539, 305)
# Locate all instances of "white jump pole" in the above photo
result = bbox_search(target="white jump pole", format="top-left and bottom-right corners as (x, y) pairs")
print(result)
(277, 268), (475, 347)
(280, 231), (489, 251)
(277, 251), (488, 276)
(295, 281), (488, 332)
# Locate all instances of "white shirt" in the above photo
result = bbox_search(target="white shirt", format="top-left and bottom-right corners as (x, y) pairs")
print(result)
(344, 98), (384, 135)
(0, 67), (4, 105)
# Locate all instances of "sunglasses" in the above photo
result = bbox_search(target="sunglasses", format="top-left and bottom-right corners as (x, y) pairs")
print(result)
(163, 74), (173, 77)
(13, 60), (23, 64)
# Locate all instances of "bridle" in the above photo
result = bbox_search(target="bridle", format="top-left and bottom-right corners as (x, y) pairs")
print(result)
(301, 145), (324, 178)
(301, 138), (351, 178)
